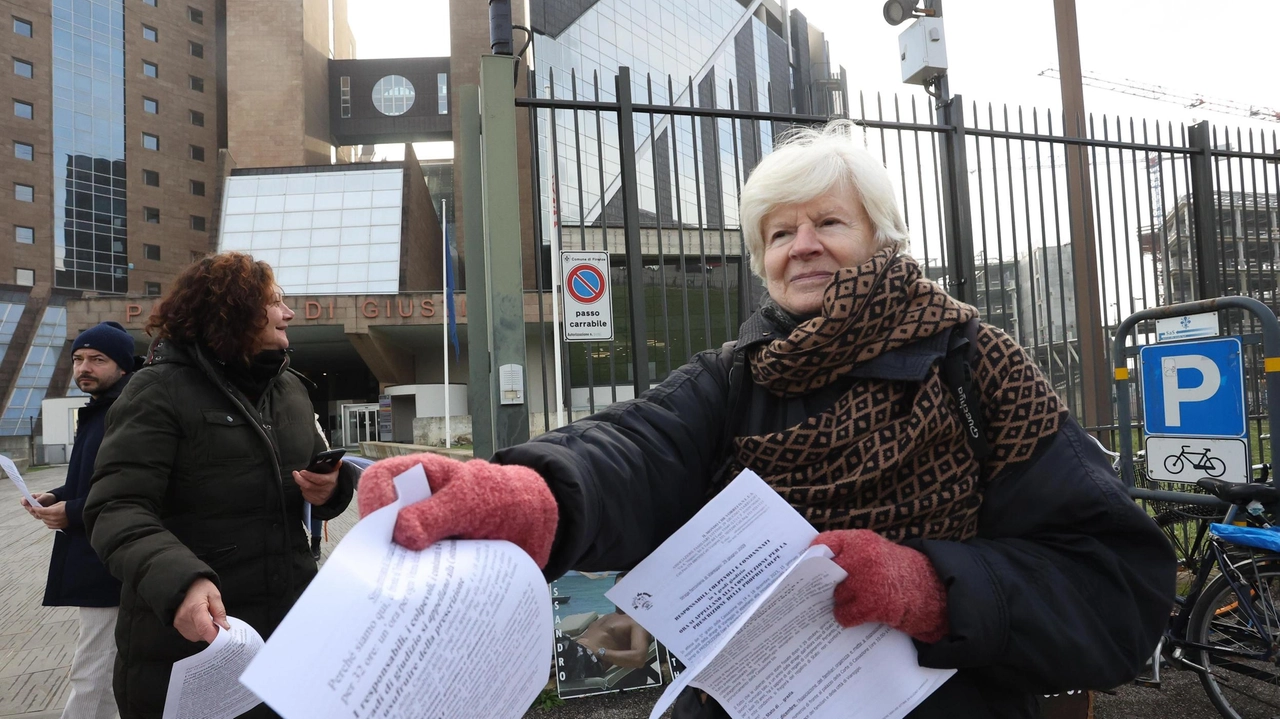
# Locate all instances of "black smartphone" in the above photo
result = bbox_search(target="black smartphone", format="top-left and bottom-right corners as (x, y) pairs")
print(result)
(304, 448), (346, 473)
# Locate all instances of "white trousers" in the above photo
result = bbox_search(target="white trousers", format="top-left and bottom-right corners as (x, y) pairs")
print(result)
(61, 606), (119, 719)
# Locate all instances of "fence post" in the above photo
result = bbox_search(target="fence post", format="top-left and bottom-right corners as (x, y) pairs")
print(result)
(458, 84), (494, 459)
(479, 55), (531, 449)
(1188, 121), (1221, 301)
(936, 95), (976, 306)
(615, 67), (650, 396)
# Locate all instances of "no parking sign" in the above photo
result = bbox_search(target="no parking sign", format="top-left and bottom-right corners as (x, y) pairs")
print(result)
(561, 251), (613, 341)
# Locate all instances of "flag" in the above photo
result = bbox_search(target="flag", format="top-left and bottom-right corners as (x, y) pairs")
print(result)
(444, 221), (460, 361)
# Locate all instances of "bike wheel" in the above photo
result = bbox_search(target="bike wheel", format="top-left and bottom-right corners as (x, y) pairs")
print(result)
(1188, 560), (1280, 719)
(1166, 454), (1186, 475)
(1208, 458), (1227, 478)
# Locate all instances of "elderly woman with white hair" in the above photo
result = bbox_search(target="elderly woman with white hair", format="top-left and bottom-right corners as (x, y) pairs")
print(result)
(356, 120), (1174, 717)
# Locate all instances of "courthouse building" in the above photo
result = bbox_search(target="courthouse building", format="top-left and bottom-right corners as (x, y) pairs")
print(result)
(3, 0), (841, 462)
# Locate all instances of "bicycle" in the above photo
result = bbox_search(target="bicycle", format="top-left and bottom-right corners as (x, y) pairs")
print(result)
(1164, 445), (1228, 478)
(1146, 476), (1280, 719)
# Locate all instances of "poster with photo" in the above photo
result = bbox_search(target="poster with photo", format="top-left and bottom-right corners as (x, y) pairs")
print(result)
(550, 571), (664, 699)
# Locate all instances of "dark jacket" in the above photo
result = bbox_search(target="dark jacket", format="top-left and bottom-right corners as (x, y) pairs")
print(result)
(84, 339), (357, 719)
(43, 374), (130, 608)
(496, 309), (1174, 719)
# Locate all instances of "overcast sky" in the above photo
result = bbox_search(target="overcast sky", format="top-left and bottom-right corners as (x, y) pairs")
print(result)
(347, 0), (1280, 157)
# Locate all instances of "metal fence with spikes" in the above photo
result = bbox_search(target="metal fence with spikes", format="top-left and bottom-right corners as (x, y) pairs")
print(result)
(514, 66), (1280, 461)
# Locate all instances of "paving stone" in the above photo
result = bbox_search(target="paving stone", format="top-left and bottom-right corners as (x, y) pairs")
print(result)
(0, 643), (74, 679)
(0, 668), (69, 715)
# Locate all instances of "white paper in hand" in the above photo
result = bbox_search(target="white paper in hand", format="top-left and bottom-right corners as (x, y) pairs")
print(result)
(240, 464), (554, 719)
(162, 616), (264, 719)
(0, 453), (41, 507)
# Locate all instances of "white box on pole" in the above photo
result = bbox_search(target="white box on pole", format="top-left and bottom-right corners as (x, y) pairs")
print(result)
(561, 251), (613, 342)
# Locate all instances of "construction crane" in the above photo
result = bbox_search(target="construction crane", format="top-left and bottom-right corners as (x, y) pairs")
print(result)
(1039, 68), (1280, 124)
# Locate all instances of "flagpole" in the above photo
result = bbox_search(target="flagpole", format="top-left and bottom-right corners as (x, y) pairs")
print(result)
(441, 199), (451, 449)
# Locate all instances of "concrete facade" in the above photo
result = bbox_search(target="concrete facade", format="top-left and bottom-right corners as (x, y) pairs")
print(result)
(449, 0), (539, 288)
(126, 0), (222, 297)
(1, 0), (54, 290)
(0, 0), (355, 460)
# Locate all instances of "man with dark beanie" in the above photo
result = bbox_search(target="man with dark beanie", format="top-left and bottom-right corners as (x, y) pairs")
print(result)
(23, 320), (137, 719)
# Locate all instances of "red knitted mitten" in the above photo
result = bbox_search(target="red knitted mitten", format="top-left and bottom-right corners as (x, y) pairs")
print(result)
(811, 529), (949, 643)
(357, 454), (559, 568)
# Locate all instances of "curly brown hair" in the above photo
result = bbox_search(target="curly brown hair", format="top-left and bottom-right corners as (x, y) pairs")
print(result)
(146, 252), (277, 364)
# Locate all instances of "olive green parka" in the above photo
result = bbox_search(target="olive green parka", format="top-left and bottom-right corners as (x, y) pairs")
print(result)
(85, 338), (356, 719)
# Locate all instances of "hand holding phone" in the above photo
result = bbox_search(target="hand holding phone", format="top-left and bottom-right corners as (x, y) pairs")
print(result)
(305, 448), (346, 474)
(296, 449), (345, 506)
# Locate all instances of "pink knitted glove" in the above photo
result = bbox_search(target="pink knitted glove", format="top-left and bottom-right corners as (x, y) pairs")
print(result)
(357, 454), (559, 568)
(811, 530), (949, 643)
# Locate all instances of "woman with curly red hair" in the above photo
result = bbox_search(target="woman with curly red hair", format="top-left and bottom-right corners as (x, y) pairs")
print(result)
(85, 252), (357, 719)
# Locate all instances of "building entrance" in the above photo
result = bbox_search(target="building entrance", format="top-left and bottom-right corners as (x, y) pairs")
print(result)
(341, 403), (380, 448)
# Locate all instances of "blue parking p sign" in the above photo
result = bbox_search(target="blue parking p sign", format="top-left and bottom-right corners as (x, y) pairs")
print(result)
(1140, 337), (1246, 438)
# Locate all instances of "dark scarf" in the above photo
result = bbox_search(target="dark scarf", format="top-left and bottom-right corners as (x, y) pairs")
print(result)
(222, 349), (288, 405)
(733, 247), (1066, 541)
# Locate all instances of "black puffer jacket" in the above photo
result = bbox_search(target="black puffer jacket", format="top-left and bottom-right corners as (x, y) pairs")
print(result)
(496, 309), (1174, 718)
(85, 339), (357, 719)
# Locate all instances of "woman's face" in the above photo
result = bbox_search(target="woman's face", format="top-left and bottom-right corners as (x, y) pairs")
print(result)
(761, 188), (880, 316)
(255, 286), (295, 352)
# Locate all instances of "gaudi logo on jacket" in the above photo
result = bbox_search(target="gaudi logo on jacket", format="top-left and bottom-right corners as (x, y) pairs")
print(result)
(632, 592), (654, 611)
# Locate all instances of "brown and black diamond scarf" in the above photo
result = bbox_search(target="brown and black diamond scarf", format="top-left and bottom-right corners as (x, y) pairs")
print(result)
(733, 247), (1067, 542)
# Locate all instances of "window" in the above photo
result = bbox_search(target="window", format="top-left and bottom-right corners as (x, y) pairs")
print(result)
(16, 226), (34, 244)
(142, 24), (157, 42)
(189, 144), (204, 161)
(14, 100), (32, 119)
(144, 207), (160, 223)
(189, 179), (205, 196)
(14, 183), (33, 202)
(142, 132), (159, 150)
(143, 60), (158, 78)
(188, 75), (204, 92)
(14, 58), (32, 78)
(143, 244), (161, 261)
(142, 169), (159, 186)
(188, 6), (203, 24)
(13, 17), (32, 37)
(144, 281), (162, 296)
(340, 76), (350, 118)
(371, 74), (415, 116)
(143, 96), (158, 114)
(143, 0), (157, 6)
(190, 215), (206, 231)
(189, 109), (204, 126)
(14, 141), (33, 161)
(189, 41), (203, 58)
(438, 72), (448, 114)
(16, 268), (34, 286)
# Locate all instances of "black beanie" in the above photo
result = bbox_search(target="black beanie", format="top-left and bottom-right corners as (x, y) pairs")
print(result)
(72, 321), (136, 372)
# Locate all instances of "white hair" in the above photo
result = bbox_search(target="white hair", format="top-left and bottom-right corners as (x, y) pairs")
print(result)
(739, 120), (909, 278)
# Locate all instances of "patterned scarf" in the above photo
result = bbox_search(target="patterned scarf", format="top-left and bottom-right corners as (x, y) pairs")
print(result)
(733, 247), (1066, 541)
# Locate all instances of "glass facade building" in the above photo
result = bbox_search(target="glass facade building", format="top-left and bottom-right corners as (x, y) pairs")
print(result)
(51, 0), (129, 293)
(0, 306), (68, 435)
(527, 0), (835, 401)
(530, 0), (807, 232)
(219, 169), (406, 295)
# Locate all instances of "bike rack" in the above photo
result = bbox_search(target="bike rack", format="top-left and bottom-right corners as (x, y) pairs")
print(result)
(1113, 296), (1280, 507)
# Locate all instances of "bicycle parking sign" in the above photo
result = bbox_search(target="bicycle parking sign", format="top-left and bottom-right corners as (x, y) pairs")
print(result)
(1141, 337), (1249, 483)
